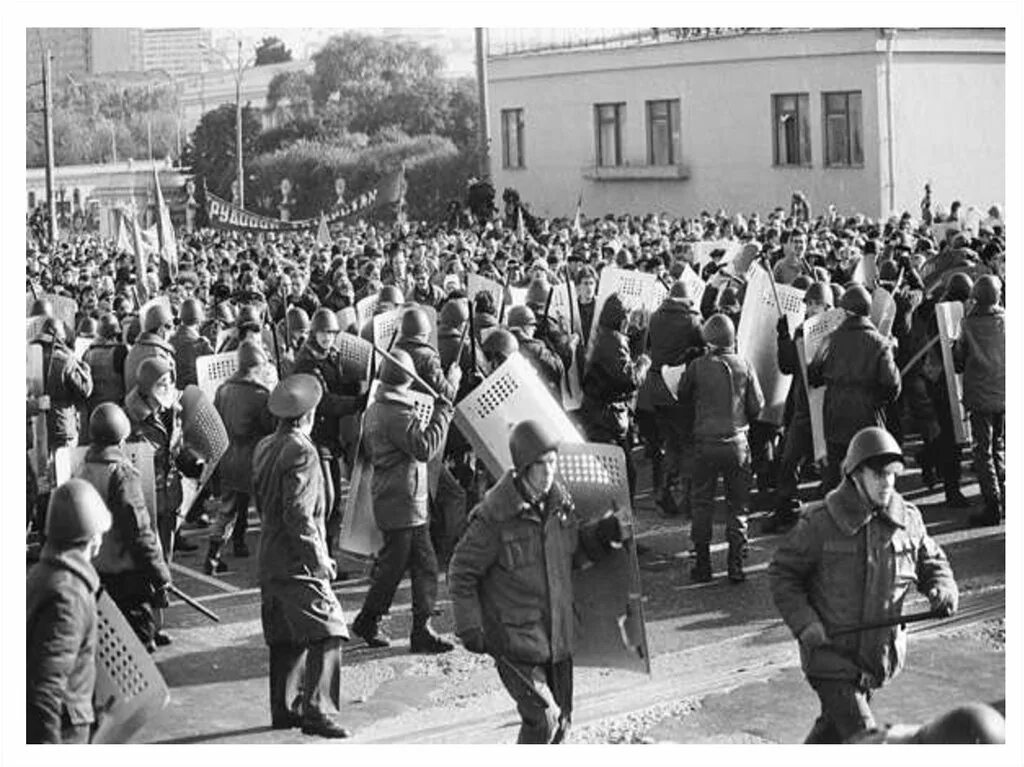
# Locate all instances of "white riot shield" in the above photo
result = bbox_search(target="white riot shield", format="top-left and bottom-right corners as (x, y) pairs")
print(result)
(852, 252), (878, 289)
(587, 267), (667, 362)
(507, 286), (528, 308)
(57, 443), (159, 532)
(736, 265), (806, 426)
(180, 385), (229, 512)
(339, 383), (434, 558)
(196, 351), (238, 403)
(557, 443), (650, 673)
(690, 240), (741, 272)
(26, 315), (49, 342)
(801, 308), (847, 462)
(678, 264), (707, 309)
(936, 301), (971, 445)
(91, 590), (170, 743)
(372, 307), (405, 351)
(336, 306), (357, 332)
(871, 287), (897, 337)
(454, 352), (583, 478)
(47, 293), (79, 336)
(356, 294), (379, 328)
(333, 330), (373, 386)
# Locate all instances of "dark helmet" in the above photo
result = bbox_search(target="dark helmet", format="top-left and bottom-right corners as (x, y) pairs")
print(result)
(830, 283), (845, 306)
(944, 271), (974, 303)
(804, 281), (834, 308)
(379, 285), (404, 306)
(124, 315), (142, 345)
(506, 305), (536, 331)
(97, 312), (121, 340)
(400, 307), (432, 339)
(702, 313), (735, 349)
(45, 478), (111, 548)
(877, 259), (900, 285)
(286, 306), (311, 334)
(89, 402), (131, 446)
(791, 274), (813, 291)
(840, 284), (871, 317)
(76, 316), (98, 337)
(212, 302), (236, 325)
(842, 426), (903, 476)
(481, 328), (518, 361)
(911, 703), (1005, 744)
(136, 356), (173, 395)
(237, 305), (262, 330)
(525, 277), (551, 308)
(311, 307), (341, 334)
(669, 280), (691, 301)
(38, 317), (67, 345)
(971, 275), (1002, 307)
(378, 347), (414, 387)
(509, 419), (560, 472)
(179, 297), (205, 326)
(438, 299), (469, 330)
(142, 302), (174, 333)
(30, 297), (54, 318)
(237, 339), (268, 371)
(598, 293), (628, 331)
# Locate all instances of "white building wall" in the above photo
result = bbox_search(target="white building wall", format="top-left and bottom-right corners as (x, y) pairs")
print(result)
(488, 28), (1003, 221)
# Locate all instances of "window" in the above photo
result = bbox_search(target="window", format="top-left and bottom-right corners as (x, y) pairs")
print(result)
(823, 91), (863, 166)
(646, 99), (681, 165)
(772, 93), (811, 166)
(501, 108), (525, 169)
(594, 103), (625, 167)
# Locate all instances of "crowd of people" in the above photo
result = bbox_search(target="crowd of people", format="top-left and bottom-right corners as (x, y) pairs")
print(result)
(26, 189), (1006, 743)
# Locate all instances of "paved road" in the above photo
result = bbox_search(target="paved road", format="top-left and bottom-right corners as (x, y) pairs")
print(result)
(140, 446), (1006, 745)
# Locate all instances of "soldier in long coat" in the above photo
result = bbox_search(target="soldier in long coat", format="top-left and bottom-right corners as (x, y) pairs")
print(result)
(253, 374), (350, 738)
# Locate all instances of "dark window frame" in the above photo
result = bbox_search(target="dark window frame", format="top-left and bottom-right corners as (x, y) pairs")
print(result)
(822, 90), (864, 167)
(772, 92), (812, 167)
(594, 102), (625, 167)
(501, 107), (525, 169)
(646, 98), (681, 166)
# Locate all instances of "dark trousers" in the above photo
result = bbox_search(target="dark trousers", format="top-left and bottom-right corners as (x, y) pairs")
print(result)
(360, 525), (438, 626)
(268, 637), (343, 723)
(211, 491), (249, 545)
(970, 410), (1006, 510)
(430, 464), (468, 568)
(691, 437), (750, 549)
(497, 657), (574, 744)
(101, 572), (157, 646)
(821, 442), (846, 496)
(805, 678), (876, 743)
(775, 418), (813, 509)
(321, 457), (343, 552)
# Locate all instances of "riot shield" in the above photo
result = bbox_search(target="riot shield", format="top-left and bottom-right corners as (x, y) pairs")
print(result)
(46, 293), (79, 337)
(586, 267), (667, 363)
(736, 264), (806, 426)
(195, 351), (238, 403)
(559, 442), (650, 673)
(333, 330), (373, 387)
(372, 307), (405, 351)
(801, 308), (846, 462)
(454, 352), (583, 479)
(91, 590), (170, 743)
(179, 385), (229, 514)
(871, 287), (896, 337)
(55, 443), (158, 532)
(936, 301), (972, 445)
(356, 294), (379, 329)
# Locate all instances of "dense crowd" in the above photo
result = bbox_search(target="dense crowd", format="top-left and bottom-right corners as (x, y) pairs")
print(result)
(25, 190), (1006, 743)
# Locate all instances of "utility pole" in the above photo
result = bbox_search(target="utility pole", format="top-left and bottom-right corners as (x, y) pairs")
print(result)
(235, 39), (245, 209)
(474, 28), (491, 181)
(41, 50), (57, 245)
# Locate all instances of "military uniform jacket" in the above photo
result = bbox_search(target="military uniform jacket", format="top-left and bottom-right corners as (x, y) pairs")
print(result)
(768, 478), (956, 688)
(448, 471), (607, 665)
(293, 341), (361, 458)
(26, 546), (101, 742)
(82, 339), (127, 410)
(637, 298), (704, 411)
(213, 373), (275, 494)
(677, 349), (764, 442)
(123, 332), (176, 394)
(169, 325), (215, 389)
(253, 425), (348, 645)
(953, 305), (1005, 414)
(38, 340), (93, 448)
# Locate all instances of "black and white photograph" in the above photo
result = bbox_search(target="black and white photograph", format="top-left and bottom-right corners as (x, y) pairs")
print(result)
(6, 1), (1020, 761)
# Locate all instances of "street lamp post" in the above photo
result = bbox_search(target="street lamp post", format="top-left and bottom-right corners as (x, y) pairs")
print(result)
(201, 40), (253, 209)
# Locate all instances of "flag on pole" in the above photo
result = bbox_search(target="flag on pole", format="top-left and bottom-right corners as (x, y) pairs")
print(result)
(572, 192), (584, 238)
(516, 206), (526, 241)
(153, 166), (178, 280)
(117, 204), (150, 304)
(316, 211), (332, 246)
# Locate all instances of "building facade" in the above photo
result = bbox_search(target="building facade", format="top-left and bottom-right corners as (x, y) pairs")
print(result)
(142, 28), (212, 78)
(487, 28), (1005, 220)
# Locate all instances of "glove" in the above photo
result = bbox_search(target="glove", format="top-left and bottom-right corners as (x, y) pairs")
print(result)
(596, 508), (631, 547)
(776, 315), (789, 338)
(176, 451), (204, 480)
(928, 587), (958, 618)
(151, 583), (170, 609)
(325, 557), (338, 581)
(458, 627), (487, 655)
(447, 363), (463, 391)
(798, 621), (829, 651)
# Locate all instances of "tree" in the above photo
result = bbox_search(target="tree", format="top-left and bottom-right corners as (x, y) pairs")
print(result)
(254, 36), (293, 66)
(182, 103), (262, 199)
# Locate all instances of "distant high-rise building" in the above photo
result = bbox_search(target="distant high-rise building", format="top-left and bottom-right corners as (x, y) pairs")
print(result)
(142, 28), (212, 77)
(27, 27), (148, 81)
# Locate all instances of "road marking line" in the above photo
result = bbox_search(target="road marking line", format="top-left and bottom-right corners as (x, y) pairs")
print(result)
(170, 561), (240, 593)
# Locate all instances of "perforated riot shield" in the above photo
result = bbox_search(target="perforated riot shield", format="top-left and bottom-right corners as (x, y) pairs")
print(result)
(195, 351), (238, 403)
(454, 352), (583, 479)
(333, 330), (374, 387)
(736, 264), (806, 425)
(55, 443), (158, 532)
(587, 266), (667, 362)
(91, 590), (170, 743)
(372, 307), (405, 351)
(936, 301), (971, 445)
(339, 382), (434, 558)
(356, 294), (379, 329)
(560, 443), (649, 673)
(179, 385), (229, 515)
(800, 307), (846, 462)
(336, 307), (358, 333)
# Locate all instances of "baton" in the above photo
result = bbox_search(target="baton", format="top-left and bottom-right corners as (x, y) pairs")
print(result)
(495, 655), (549, 709)
(167, 584), (221, 623)
(830, 608), (945, 637)
(372, 343), (440, 399)
(898, 334), (941, 377)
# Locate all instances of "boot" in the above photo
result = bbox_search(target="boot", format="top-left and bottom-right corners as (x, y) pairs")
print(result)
(918, 441), (937, 489)
(351, 611), (391, 648)
(968, 503), (1002, 528)
(410, 620), (455, 654)
(727, 541), (747, 583)
(203, 539), (229, 575)
(762, 502), (799, 535)
(232, 539), (250, 558)
(300, 712), (350, 739)
(690, 545), (712, 583)
(945, 485), (972, 508)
